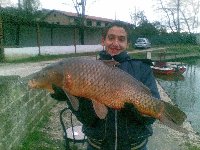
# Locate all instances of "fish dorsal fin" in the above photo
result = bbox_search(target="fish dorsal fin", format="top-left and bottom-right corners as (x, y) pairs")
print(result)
(92, 100), (108, 119)
(65, 92), (79, 111)
(102, 60), (119, 67)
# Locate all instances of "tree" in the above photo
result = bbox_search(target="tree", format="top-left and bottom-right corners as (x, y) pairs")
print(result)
(152, 21), (167, 34)
(130, 10), (148, 28)
(0, 15), (4, 62)
(72, 0), (103, 45)
(134, 21), (160, 37)
(20, 0), (41, 13)
(15, 0), (41, 21)
(71, 0), (86, 45)
(156, 0), (200, 33)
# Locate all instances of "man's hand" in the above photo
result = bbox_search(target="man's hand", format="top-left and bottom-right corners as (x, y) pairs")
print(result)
(50, 84), (68, 101)
(121, 103), (155, 125)
(122, 103), (143, 117)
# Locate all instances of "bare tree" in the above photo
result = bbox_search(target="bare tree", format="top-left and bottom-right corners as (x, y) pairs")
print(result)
(155, 0), (200, 33)
(182, 0), (200, 32)
(0, 0), (13, 7)
(71, 0), (86, 45)
(158, 0), (176, 32)
(71, 0), (86, 16)
(71, 0), (98, 44)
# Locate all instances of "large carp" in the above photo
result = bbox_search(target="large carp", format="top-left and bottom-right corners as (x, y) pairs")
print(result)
(28, 57), (187, 133)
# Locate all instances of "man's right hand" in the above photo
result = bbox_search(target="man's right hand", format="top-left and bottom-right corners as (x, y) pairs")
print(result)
(50, 84), (68, 101)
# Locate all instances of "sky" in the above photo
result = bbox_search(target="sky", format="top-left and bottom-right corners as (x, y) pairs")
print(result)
(10, 0), (159, 23)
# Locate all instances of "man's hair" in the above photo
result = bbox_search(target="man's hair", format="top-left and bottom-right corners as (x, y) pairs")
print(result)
(102, 21), (131, 41)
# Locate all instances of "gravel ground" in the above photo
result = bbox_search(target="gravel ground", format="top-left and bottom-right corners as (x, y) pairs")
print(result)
(1, 60), (200, 150)
(0, 60), (61, 77)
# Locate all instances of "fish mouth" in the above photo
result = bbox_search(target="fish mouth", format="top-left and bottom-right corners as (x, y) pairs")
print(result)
(28, 80), (53, 93)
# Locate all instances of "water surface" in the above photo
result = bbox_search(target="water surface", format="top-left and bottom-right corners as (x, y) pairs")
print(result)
(156, 59), (200, 133)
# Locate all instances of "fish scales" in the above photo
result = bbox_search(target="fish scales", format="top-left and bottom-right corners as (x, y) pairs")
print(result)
(63, 58), (152, 110)
(62, 58), (173, 120)
(28, 57), (188, 133)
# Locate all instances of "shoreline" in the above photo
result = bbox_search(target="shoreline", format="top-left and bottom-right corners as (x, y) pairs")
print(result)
(147, 82), (200, 150)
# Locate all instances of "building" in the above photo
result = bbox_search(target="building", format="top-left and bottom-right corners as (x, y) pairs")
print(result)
(42, 10), (113, 27)
(40, 9), (114, 45)
(1, 8), (116, 47)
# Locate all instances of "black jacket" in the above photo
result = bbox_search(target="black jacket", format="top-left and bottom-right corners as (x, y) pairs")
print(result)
(68, 50), (160, 149)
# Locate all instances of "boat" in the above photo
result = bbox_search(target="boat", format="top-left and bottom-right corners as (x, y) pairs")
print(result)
(152, 61), (186, 75)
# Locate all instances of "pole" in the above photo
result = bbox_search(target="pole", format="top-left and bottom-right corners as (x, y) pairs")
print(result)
(72, 0), (86, 45)
(36, 23), (41, 55)
(0, 15), (5, 62)
(74, 28), (77, 53)
(18, 0), (21, 9)
(81, 0), (85, 16)
(177, 0), (180, 32)
(80, 0), (85, 45)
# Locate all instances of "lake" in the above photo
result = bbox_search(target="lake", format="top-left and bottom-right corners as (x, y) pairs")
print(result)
(156, 58), (200, 133)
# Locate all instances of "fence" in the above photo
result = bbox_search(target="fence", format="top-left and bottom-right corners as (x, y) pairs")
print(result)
(0, 75), (56, 149)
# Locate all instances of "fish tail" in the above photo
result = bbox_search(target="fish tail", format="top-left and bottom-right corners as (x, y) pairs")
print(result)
(159, 101), (188, 133)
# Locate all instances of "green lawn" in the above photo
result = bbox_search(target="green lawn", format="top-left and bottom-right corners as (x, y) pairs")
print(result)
(5, 52), (98, 63)
(128, 44), (200, 62)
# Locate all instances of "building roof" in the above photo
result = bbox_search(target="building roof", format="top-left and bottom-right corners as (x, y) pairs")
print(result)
(41, 9), (114, 23)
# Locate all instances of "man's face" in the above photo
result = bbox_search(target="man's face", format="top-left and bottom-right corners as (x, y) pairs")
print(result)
(102, 26), (128, 56)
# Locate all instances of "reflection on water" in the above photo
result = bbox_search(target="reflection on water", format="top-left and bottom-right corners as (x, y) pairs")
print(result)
(157, 63), (200, 133)
(154, 74), (185, 81)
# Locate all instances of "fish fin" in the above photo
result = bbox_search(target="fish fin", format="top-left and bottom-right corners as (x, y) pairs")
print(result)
(92, 100), (108, 119)
(102, 60), (119, 67)
(65, 92), (79, 111)
(159, 101), (188, 133)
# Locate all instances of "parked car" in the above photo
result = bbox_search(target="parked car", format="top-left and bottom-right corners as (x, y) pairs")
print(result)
(134, 38), (151, 49)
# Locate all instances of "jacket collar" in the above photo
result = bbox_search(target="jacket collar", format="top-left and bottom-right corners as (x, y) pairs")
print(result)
(99, 50), (130, 63)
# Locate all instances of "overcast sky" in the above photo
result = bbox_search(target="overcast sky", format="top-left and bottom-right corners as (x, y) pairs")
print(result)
(10, 0), (159, 23)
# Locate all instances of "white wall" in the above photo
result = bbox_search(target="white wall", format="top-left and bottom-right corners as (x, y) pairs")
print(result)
(4, 45), (104, 58)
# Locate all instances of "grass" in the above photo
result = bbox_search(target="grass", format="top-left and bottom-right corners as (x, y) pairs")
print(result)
(185, 143), (200, 150)
(128, 44), (200, 62)
(17, 106), (66, 150)
(166, 45), (200, 53)
(17, 103), (84, 150)
(5, 52), (98, 63)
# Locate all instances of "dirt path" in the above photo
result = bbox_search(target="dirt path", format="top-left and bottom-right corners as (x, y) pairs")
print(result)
(0, 60), (61, 77)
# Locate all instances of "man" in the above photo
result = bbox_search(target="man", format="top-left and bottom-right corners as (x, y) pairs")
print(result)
(51, 21), (160, 150)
